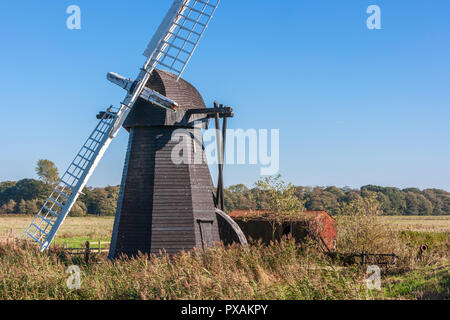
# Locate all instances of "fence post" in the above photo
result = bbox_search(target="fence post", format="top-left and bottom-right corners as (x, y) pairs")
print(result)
(98, 240), (101, 254)
(85, 241), (90, 264)
(361, 250), (366, 265)
(10, 228), (15, 249)
(392, 253), (397, 265)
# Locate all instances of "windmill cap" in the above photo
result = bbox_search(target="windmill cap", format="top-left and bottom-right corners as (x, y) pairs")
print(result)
(123, 69), (208, 129)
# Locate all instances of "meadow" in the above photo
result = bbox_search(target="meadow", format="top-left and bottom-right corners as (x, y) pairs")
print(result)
(0, 215), (113, 247)
(382, 216), (450, 233)
(2, 215), (448, 247)
(0, 214), (448, 300)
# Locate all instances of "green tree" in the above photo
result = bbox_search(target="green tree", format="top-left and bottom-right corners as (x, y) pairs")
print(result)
(416, 194), (433, 216)
(423, 189), (445, 215)
(79, 187), (119, 216)
(0, 199), (17, 214)
(345, 190), (363, 203)
(35, 160), (59, 185)
(69, 201), (87, 217)
(222, 183), (450, 216)
(254, 175), (305, 241)
(325, 186), (346, 201)
(17, 199), (27, 214)
(14, 179), (49, 202)
(304, 187), (340, 214)
(405, 192), (420, 215)
(224, 184), (257, 212)
(25, 199), (39, 215)
(0, 181), (17, 206)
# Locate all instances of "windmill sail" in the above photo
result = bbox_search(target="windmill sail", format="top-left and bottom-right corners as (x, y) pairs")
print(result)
(143, 0), (221, 79)
(26, 107), (120, 251)
(25, 0), (221, 252)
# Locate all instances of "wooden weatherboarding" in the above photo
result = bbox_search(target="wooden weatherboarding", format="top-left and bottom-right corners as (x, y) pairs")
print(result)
(25, 0), (247, 258)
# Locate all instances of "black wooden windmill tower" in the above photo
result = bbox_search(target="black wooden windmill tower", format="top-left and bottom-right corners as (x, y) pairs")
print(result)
(25, 0), (246, 258)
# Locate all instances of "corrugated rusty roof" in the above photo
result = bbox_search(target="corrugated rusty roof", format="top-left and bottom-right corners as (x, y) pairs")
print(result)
(229, 209), (334, 221)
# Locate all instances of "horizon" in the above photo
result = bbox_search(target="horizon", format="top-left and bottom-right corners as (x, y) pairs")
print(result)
(0, 1), (449, 191)
(2, 171), (449, 193)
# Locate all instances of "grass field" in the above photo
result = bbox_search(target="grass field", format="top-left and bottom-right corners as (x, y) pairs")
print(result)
(1, 215), (449, 247)
(381, 216), (450, 232)
(0, 214), (448, 300)
(0, 215), (114, 247)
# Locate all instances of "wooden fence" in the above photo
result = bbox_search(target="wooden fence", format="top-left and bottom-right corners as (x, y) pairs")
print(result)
(0, 229), (110, 263)
(359, 252), (398, 265)
(60, 240), (110, 254)
(60, 241), (111, 264)
(327, 251), (398, 266)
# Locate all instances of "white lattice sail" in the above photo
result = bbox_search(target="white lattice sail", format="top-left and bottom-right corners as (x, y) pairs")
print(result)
(26, 107), (119, 250)
(143, 0), (221, 79)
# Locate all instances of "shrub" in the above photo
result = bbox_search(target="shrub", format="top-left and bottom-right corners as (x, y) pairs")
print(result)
(336, 193), (417, 262)
(69, 201), (87, 217)
(17, 199), (39, 215)
(25, 200), (39, 215)
(0, 199), (17, 214)
(254, 175), (305, 240)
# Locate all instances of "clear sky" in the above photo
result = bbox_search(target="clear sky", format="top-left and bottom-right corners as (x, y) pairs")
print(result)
(0, 0), (449, 190)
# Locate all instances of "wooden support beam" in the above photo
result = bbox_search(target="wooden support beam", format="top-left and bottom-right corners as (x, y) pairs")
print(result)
(220, 116), (227, 211)
(214, 111), (223, 211)
(187, 106), (234, 119)
(210, 101), (228, 211)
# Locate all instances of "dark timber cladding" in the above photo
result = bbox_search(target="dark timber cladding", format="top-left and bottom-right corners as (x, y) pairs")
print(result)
(109, 69), (221, 258)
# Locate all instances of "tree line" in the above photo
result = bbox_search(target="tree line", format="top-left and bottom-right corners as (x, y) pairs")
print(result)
(0, 160), (118, 217)
(0, 179), (119, 217)
(0, 160), (448, 216)
(224, 184), (450, 216)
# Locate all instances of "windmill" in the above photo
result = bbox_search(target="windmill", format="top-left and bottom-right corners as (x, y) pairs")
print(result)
(26, 0), (246, 258)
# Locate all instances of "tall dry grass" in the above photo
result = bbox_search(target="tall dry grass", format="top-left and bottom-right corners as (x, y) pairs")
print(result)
(0, 204), (447, 300)
(336, 193), (397, 253)
(335, 193), (446, 270)
(0, 238), (368, 300)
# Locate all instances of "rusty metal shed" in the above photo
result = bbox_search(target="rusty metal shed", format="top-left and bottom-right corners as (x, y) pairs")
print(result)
(229, 210), (338, 252)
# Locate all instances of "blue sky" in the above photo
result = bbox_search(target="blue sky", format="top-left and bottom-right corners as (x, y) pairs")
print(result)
(0, 0), (449, 190)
